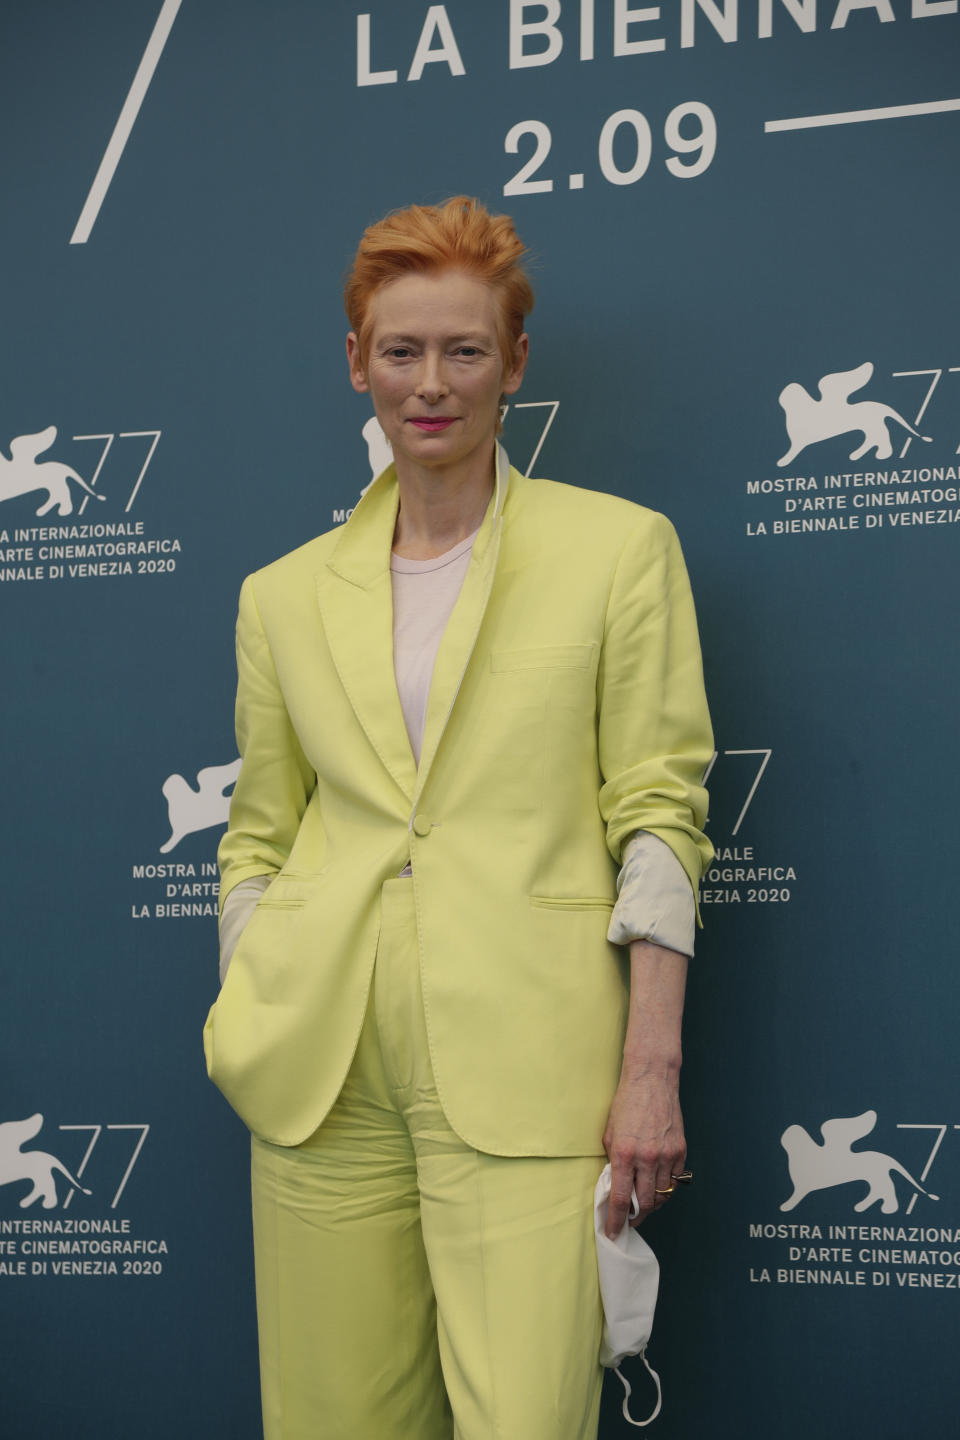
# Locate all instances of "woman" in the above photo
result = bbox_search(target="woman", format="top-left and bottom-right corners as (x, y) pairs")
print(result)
(205, 197), (713, 1440)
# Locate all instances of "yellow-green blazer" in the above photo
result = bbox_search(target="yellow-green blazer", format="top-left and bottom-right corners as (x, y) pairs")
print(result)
(204, 456), (713, 1154)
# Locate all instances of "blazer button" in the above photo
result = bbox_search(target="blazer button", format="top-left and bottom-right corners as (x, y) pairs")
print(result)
(412, 814), (432, 837)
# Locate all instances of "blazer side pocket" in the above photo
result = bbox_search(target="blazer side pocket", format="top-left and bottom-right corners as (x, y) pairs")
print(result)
(529, 896), (615, 911)
(256, 872), (321, 910)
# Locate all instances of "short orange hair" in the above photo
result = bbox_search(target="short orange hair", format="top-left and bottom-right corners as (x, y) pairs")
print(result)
(344, 196), (534, 372)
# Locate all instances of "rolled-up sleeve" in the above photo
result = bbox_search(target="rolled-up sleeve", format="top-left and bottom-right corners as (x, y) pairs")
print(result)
(607, 830), (696, 955)
(597, 511), (714, 918)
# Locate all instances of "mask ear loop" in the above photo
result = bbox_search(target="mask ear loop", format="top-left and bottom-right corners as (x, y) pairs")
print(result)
(613, 1353), (663, 1428)
(612, 1187), (662, 1427)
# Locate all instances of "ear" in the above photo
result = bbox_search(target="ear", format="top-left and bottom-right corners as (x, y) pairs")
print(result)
(346, 332), (369, 394)
(501, 332), (529, 397)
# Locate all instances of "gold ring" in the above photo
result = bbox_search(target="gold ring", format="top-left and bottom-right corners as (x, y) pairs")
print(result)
(671, 1171), (693, 1184)
(654, 1186), (675, 1196)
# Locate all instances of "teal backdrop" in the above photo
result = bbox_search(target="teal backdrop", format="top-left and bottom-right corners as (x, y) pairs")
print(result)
(2, 2), (959, 1436)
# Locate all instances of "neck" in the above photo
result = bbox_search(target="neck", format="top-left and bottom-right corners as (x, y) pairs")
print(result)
(392, 443), (496, 560)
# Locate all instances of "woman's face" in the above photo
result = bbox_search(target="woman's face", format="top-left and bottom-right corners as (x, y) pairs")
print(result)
(347, 269), (527, 480)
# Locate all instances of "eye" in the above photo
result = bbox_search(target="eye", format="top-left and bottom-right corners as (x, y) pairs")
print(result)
(453, 345), (480, 357)
(387, 346), (413, 359)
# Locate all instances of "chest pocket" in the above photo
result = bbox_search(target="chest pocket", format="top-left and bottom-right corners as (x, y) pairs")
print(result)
(490, 643), (595, 673)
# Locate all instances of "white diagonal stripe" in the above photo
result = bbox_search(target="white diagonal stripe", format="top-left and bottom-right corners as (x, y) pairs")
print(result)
(70, 0), (183, 244)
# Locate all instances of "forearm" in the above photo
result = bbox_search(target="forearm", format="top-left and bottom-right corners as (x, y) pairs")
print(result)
(603, 940), (688, 1233)
(622, 938), (687, 1077)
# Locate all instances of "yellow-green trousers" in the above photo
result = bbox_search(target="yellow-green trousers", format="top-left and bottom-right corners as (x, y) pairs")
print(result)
(251, 878), (606, 1439)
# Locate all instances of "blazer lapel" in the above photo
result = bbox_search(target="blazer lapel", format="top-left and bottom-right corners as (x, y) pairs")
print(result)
(316, 465), (418, 803)
(317, 447), (516, 807)
(414, 447), (512, 796)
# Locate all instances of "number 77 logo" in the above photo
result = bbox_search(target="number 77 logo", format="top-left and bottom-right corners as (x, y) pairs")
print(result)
(702, 748), (772, 837)
(59, 1124), (150, 1209)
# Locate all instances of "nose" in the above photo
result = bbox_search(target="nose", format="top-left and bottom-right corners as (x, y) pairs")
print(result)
(415, 353), (449, 404)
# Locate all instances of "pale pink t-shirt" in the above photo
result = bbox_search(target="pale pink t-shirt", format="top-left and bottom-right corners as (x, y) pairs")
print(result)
(390, 528), (478, 766)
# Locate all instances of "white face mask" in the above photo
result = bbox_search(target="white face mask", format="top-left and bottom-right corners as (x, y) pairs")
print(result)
(594, 1164), (663, 1428)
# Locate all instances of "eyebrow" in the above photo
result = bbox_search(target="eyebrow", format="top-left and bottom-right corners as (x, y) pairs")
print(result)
(376, 332), (493, 346)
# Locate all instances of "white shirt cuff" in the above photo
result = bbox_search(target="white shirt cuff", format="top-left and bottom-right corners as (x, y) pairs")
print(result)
(219, 875), (271, 984)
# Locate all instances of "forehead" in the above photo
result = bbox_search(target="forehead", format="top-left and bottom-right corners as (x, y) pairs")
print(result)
(367, 269), (501, 337)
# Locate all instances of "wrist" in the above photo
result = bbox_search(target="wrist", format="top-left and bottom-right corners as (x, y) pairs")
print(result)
(620, 1048), (682, 1082)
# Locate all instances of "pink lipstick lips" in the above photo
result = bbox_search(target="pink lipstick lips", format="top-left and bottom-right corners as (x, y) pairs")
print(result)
(410, 417), (456, 431)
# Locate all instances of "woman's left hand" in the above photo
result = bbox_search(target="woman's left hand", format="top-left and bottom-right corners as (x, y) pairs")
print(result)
(602, 1064), (686, 1235)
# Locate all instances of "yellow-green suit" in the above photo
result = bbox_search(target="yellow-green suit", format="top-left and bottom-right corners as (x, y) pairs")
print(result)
(204, 456), (713, 1438)
(204, 457), (712, 1154)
